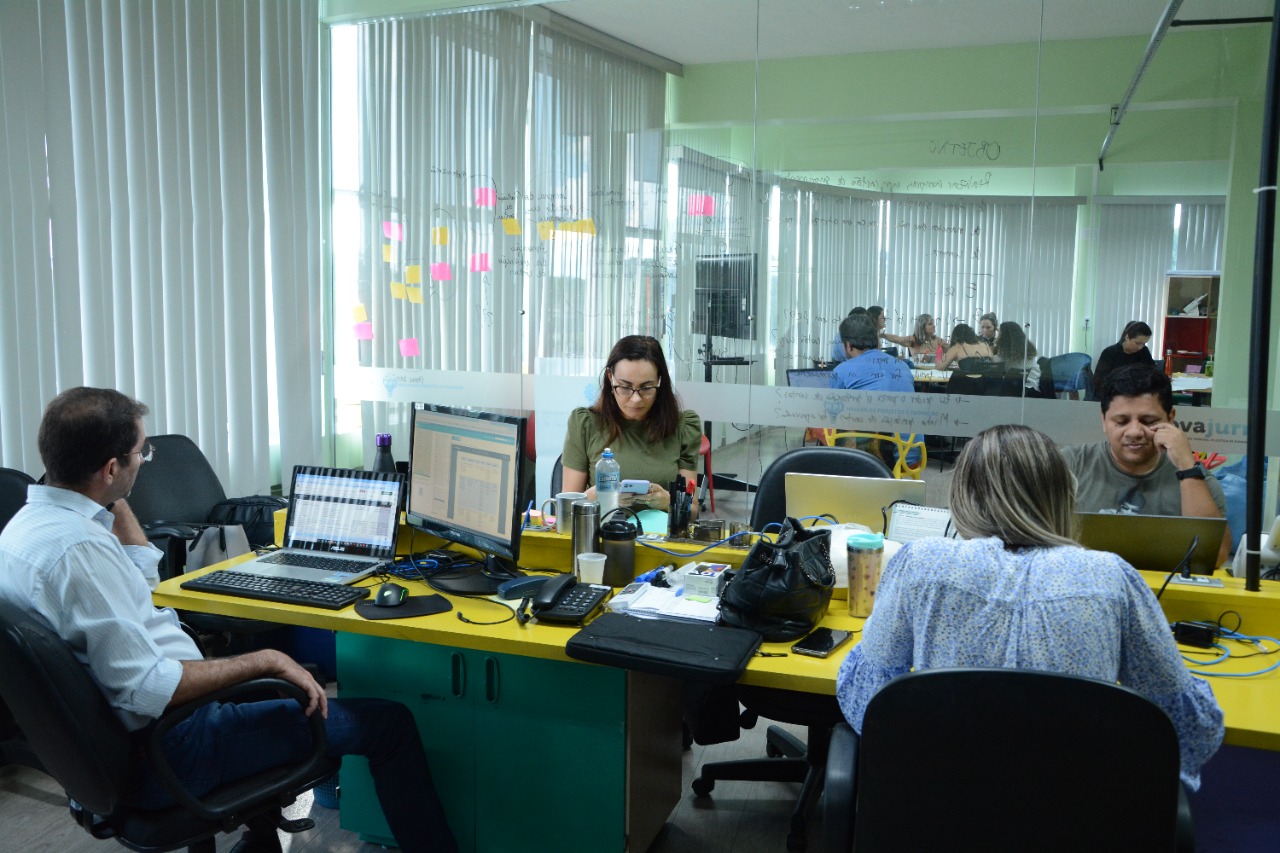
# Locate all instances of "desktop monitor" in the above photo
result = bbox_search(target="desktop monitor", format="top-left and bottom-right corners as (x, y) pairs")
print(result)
(407, 403), (528, 570)
(786, 368), (835, 389)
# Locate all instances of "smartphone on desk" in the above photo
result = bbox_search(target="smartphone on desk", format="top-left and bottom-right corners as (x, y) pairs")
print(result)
(791, 627), (852, 658)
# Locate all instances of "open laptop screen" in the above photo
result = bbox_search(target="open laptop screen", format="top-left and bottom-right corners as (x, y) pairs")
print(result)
(283, 467), (402, 558)
(1075, 513), (1226, 575)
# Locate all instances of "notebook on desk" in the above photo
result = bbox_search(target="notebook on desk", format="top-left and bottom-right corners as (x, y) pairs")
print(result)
(1075, 513), (1226, 575)
(230, 466), (404, 584)
(785, 473), (926, 533)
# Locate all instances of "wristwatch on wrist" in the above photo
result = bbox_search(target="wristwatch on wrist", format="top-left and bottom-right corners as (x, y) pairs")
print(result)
(1175, 464), (1206, 481)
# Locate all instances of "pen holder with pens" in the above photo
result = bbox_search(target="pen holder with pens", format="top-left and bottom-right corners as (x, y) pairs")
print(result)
(667, 478), (693, 538)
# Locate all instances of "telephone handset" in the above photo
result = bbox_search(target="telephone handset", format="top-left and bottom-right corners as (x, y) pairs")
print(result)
(522, 572), (609, 625)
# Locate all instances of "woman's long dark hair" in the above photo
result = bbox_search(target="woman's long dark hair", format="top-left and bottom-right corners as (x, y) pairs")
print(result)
(592, 335), (682, 443)
(994, 321), (1037, 361)
(1118, 320), (1153, 345)
(949, 323), (980, 346)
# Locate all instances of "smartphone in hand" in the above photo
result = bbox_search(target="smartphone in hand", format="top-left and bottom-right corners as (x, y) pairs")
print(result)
(620, 479), (650, 494)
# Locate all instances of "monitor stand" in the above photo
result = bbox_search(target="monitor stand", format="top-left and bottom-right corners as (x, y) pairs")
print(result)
(429, 553), (524, 596)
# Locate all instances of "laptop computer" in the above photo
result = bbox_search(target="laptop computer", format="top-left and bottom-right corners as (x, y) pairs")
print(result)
(1075, 512), (1227, 575)
(786, 368), (835, 389)
(232, 466), (404, 584)
(785, 472), (927, 533)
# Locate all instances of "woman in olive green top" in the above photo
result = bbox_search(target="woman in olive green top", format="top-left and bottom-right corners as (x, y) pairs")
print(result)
(562, 335), (702, 513)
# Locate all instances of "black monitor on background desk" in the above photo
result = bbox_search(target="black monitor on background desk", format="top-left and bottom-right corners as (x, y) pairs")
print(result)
(786, 368), (835, 389)
(407, 403), (528, 575)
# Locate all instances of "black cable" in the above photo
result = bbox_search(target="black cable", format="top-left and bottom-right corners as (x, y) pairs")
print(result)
(1156, 536), (1200, 601)
(456, 601), (516, 626)
(882, 499), (922, 536)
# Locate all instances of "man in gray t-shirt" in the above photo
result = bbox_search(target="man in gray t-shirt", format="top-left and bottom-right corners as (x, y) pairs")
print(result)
(1062, 365), (1230, 564)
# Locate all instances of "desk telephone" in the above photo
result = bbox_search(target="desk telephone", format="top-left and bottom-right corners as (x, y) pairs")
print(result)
(521, 573), (610, 625)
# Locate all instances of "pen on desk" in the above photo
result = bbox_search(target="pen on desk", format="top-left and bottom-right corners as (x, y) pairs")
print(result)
(757, 651), (788, 657)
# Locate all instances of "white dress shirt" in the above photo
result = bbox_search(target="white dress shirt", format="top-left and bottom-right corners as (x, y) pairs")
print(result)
(0, 485), (201, 731)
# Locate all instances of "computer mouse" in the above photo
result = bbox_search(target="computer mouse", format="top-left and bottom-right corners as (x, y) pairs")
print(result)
(374, 582), (408, 607)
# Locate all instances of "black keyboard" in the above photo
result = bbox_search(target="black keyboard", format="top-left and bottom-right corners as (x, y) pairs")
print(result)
(180, 570), (371, 610)
(257, 552), (376, 574)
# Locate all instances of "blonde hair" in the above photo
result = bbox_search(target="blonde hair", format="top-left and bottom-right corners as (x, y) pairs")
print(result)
(949, 425), (1078, 548)
(912, 313), (935, 347)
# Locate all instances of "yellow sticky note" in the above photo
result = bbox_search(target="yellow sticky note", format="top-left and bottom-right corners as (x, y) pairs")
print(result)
(352, 304), (368, 322)
(537, 221), (555, 240)
(501, 218), (521, 236)
(382, 243), (392, 263)
(432, 226), (449, 246)
(558, 219), (597, 235)
(407, 286), (423, 304)
(405, 265), (422, 284)
(389, 281), (407, 300)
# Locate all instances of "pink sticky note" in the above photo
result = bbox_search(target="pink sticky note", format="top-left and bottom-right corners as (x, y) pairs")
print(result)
(382, 221), (403, 241)
(399, 337), (421, 357)
(470, 253), (491, 272)
(475, 187), (496, 207)
(354, 322), (374, 340)
(431, 262), (452, 282)
(687, 195), (714, 216)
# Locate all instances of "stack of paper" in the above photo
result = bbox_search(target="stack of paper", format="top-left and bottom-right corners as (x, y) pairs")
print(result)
(607, 583), (720, 623)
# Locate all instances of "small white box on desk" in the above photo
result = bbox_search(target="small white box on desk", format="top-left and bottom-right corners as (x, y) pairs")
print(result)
(674, 562), (730, 597)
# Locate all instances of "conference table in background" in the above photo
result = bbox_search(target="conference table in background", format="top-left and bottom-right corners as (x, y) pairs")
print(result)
(152, 528), (1280, 851)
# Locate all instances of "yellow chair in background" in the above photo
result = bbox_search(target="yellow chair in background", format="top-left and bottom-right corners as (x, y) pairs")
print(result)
(822, 430), (927, 480)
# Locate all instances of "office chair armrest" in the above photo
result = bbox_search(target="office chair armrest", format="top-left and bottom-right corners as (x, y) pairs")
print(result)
(146, 677), (328, 822)
(824, 721), (858, 853)
(1176, 783), (1196, 853)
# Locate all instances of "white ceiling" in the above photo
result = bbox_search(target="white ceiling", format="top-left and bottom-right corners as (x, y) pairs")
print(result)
(546, 0), (1273, 65)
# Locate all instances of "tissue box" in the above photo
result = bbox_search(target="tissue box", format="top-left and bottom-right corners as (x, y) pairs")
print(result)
(675, 562), (730, 597)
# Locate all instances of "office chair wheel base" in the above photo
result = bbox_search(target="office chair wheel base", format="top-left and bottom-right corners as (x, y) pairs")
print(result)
(691, 776), (714, 798)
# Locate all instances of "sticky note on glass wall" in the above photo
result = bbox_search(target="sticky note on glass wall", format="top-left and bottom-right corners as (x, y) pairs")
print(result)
(537, 221), (555, 241)
(382, 221), (403, 241)
(431, 263), (452, 281)
(470, 253), (491, 273)
(354, 322), (374, 340)
(501, 218), (521, 236)
(382, 243), (392, 263)
(432, 227), (448, 246)
(559, 219), (596, 235)
(475, 187), (496, 207)
(352, 304), (368, 322)
(687, 194), (715, 216)
(389, 281), (407, 300)
(407, 286), (423, 304)
(399, 337), (420, 357)
(405, 265), (422, 284)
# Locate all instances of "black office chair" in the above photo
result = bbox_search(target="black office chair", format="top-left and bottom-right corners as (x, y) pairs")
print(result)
(129, 434), (276, 652)
(749, 446), (891, 532)
(0, 467), (40, 772)
(0, 466), (36, 532)
(691, 446), (889, 851)
(824, 668), (1194, 853)
(0, 598), (338, 853)
(550, 454), (564, 497)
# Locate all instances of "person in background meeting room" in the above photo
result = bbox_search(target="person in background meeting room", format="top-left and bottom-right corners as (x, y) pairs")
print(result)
(0, 387), (456, 853)
(1093, 320), (1155, 395)
(881, 313), (947, 359)
(830, 314), (921, 468)
(978, 312), (999, 347)
(562, 335), (702, 514)
(938, 322), (994, 370)
(991, 321), (1041, 393)
(828, 306), (867, 364)
(835, 424), (1223, 789)
(1062, 365), (1229, 564)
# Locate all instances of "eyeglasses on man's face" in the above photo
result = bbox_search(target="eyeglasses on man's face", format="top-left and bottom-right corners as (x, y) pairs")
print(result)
(125, 443), (155, 464)
(612, 382), (660, 399)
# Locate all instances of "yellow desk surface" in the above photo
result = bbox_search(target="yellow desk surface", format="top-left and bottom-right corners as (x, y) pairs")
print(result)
(153, 545), (1280, 751)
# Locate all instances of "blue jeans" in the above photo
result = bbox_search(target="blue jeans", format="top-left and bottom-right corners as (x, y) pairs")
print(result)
(129, 697), (456, 853)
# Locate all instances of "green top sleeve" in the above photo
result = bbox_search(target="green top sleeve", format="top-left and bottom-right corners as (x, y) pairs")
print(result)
(561, 407), (703, 487)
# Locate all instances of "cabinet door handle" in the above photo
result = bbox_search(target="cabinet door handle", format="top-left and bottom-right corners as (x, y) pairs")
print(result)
(451, 652), (466, 698)
(484, 656), (499, 704)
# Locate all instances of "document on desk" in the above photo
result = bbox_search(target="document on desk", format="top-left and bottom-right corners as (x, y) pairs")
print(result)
(886, 504), (953, 543)
(609, 584), (720, 623)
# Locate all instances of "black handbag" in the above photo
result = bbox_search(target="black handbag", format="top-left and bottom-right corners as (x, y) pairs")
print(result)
(717, 517), (836, 642)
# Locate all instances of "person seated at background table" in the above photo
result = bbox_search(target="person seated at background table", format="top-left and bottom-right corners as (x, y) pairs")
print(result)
(562, 335), (702, 514)
(991, 321), (1042, 393)
(938, 322), (993, 370)
(1062, 364), (1229, 564)
(828, 306), (866, 365)
(0, 387), (457, 853)
(835, 423), (1223, 789)
(881, 312), (947, 360)
(1093, 320), (1155, 395)
(978, 311), (999, 347)
(830, 314), (921, 468)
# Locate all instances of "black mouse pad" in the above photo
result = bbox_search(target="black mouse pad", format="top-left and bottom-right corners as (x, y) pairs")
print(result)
(355, 594), (452, 620)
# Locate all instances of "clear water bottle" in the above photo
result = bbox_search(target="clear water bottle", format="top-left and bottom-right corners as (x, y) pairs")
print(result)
(595, 448), (621, 517)
(373, 433), (396, 474)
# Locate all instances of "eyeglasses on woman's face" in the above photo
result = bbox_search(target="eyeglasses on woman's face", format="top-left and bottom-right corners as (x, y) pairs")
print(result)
(612, 382), (660, 399)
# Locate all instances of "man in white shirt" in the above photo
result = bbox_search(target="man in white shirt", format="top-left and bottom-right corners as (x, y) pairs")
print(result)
(0, 387), (455, 853)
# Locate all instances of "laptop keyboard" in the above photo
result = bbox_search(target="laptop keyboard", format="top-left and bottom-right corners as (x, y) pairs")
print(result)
(181, 570), (371, 610)
(258, 552), (377, 575)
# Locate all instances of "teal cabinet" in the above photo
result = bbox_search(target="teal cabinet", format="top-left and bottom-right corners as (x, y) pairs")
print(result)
(335, 633), (663, 852)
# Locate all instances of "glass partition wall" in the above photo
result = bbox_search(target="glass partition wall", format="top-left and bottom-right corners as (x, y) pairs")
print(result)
(327, 0), (1277, 529)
